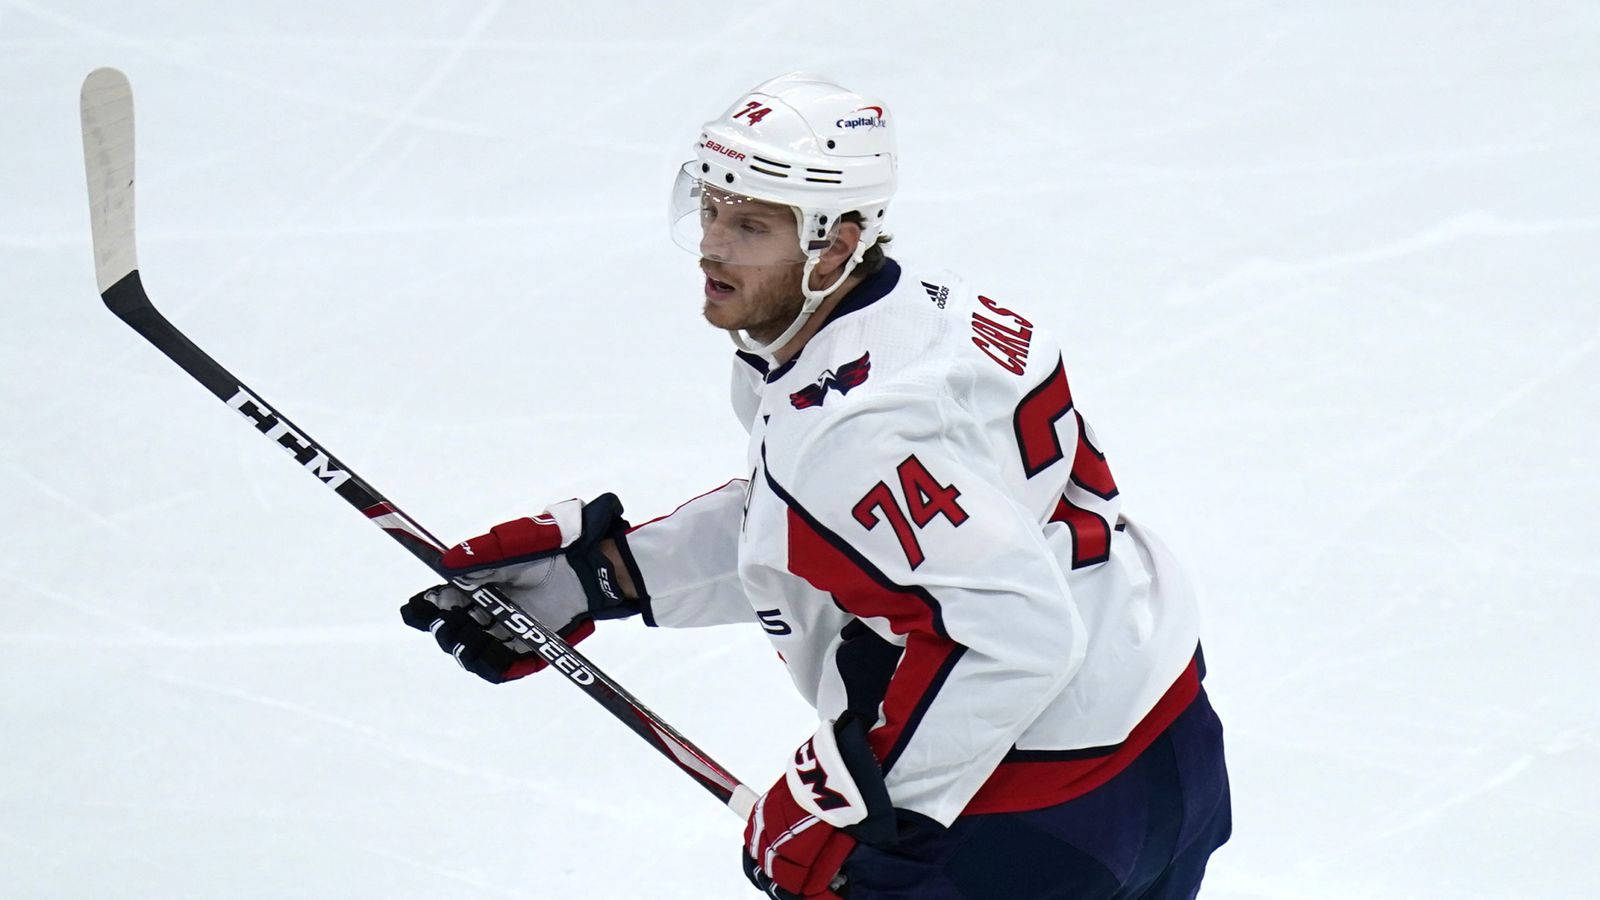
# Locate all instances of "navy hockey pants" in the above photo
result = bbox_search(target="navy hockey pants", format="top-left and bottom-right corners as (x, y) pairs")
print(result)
(841, 688), (1231, 899)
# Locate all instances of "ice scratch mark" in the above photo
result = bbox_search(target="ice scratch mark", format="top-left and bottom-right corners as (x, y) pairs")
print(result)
(2, 0), (492, 137)
(359, 845), (524, 899)
(0, 624), (395, 650)
(1175, 211), (1600, 305)
(0, 569), (177, 642)
(0, 208), (658, 250)
(1324, 753), (1536, 862)
(1, 461), (126, 532)
(156, 673), (622, 818)
(1088, 137), (1600, 185)
(327, 0), (508, 184)
(1282, 315), (1600, 586)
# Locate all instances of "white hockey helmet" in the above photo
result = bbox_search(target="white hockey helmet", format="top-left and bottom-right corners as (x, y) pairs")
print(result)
(670, 72), (897, 359)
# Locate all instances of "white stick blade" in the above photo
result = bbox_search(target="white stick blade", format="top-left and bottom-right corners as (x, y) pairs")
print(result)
(81, 67), (138, 295)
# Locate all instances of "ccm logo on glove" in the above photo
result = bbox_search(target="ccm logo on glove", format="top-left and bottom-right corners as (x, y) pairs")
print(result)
(794, 739), (850, 812)
(744, 715), (897, 899)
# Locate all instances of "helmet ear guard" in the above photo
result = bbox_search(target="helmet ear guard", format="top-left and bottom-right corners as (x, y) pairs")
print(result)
(795, 206), (889, 259)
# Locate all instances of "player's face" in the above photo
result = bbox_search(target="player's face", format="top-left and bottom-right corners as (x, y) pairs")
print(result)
(697, 190), (807, 342)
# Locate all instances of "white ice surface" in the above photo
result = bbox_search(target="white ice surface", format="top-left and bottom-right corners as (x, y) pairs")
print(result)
(3, 2), (1598, 897)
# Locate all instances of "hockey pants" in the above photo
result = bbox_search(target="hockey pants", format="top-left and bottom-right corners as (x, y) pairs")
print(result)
(841, 687), (1232, 899)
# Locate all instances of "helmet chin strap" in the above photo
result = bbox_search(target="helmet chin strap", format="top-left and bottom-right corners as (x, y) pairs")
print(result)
(729, 252), (862, 365)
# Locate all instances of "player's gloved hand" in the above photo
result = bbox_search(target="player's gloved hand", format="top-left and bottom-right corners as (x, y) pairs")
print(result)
(742, 714), (896, 899)
(400, 493), (642, 683)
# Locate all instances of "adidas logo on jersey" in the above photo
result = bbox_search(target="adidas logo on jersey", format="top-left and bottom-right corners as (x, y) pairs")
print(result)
(790, 352), (872, 409)
(922, 281), (949, 309)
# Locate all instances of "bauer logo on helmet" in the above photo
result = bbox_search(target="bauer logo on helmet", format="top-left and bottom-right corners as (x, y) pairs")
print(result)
(703, 139), (747, 162)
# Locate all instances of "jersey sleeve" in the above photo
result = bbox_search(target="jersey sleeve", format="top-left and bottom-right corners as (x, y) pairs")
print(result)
(767, 390), (1087, 826)
(624, 480), (755, 628)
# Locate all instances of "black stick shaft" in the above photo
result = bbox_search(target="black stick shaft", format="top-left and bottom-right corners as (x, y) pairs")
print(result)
(102, 269), (754, 817)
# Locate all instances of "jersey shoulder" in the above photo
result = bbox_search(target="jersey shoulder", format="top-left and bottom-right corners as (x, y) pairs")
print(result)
(767, 261), (965, 431)
(859, 260), (1065, 389)
(764, 258), (1070, 451)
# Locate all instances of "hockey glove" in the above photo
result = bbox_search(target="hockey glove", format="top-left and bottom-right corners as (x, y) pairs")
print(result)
(400, 493), (643, 683)
(743, 714), (896, 899)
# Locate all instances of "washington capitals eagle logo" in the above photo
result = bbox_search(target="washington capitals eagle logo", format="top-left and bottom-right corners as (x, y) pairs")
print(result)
(789, 352), (872, 409)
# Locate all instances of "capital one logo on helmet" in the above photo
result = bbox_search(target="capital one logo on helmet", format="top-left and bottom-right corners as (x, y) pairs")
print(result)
(836, 105), (886, 130)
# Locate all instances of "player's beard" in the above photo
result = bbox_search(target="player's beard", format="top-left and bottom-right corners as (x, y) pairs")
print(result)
(701, 259), (807, 345)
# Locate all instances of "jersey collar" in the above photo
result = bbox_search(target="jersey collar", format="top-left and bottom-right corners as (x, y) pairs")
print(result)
(740, 258), (901, 384)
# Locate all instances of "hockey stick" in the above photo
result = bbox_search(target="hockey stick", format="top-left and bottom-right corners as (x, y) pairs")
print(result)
(79, 67), (757, 820)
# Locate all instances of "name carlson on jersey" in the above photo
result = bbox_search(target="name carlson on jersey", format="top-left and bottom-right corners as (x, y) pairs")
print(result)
(970, 296), (1034, 375)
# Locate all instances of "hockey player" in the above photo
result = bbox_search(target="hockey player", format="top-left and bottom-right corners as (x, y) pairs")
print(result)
(401, 73), (1232, 898)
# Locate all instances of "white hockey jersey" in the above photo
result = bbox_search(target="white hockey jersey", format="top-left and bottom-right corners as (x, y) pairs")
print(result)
(624, 259), (1204, 826)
